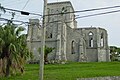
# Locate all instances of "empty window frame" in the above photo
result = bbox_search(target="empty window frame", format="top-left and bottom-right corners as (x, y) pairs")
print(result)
(71, 40), (75, 54)
(88, 32), (94, 47)
(100, 33), (104, 47)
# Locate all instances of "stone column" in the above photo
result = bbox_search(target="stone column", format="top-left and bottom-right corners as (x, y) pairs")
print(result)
(62, 23), (67, 61)
(27, 19), (40, 59)
(96, 28), (101, 62)
(55, 23), (62, 62)
(55, 34), (61, 61)
(78, 39), (84, 62)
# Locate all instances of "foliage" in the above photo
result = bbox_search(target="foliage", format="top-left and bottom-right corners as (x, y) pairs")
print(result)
(38, 46), (54, 63)
(0, 22), (32, 77)
(1, 62), (120, 80)
(110, 46), (117, 53)
(110, 46), (120, 61)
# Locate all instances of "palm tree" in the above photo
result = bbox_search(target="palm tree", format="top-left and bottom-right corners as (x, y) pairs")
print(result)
(44, 46), (54, 63)
(0, 22), (32, 77)
(38, 46), (54, 63)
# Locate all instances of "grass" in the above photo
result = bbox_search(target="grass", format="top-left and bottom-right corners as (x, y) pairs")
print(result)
(1, 62), (120, 80)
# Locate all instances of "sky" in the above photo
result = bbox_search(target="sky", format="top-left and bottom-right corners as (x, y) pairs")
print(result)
(0, 0), (120, 47)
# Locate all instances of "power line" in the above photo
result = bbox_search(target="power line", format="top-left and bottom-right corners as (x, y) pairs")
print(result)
(0, 13), (12, 17)
(3, 7), (42, 16)
(16, 0), (30, 19)
(46, 9), (120, 23)
(0, 17), (42, 26)
(46, 5), (120, 16)
(1, 11), (32, 20)
(1, 8), (120, 30)
(76, 9), (120, 19)
(1, 9), (120, 24)
(1, 5), (120, 24)
(0, 17), (29, 24)
(22, 0), (30, 10)
(1, 9), (120, 28)
(2, 5), (120, 17)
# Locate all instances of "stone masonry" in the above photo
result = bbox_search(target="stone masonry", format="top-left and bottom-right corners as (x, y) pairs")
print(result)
(27, 1), (110, 62)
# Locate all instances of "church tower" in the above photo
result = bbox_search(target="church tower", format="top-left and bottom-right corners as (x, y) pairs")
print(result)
(46, 1), (77, 61)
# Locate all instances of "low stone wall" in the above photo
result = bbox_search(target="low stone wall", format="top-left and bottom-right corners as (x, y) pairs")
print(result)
(77, 76), (120, 80)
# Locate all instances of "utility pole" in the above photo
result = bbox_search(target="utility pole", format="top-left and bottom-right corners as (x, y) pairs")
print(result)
(39, 0), (47, 80)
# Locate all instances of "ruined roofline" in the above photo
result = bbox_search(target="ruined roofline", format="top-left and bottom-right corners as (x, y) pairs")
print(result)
(75, 27), (97, 30)
(75, 27), (107, 31)
(75, 27), (108, 32)
(47, 1), (74, 12)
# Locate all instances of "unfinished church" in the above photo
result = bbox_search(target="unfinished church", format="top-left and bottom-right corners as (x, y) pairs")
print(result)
(27, 1), (110, 62)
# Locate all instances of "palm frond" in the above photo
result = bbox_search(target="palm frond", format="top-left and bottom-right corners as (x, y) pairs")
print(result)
(15, 27), (26, 36)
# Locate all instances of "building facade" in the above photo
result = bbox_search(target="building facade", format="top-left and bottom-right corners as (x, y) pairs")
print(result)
(27, 1), (110, 62)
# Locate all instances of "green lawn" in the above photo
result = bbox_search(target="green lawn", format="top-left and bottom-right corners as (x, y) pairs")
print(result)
(1, 62), (120, 80)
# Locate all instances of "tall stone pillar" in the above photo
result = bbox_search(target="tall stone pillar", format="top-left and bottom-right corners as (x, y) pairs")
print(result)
(78, 39), (83, 61)
(55, 23), (62, 61)
(55, 34), (61, 61)
(62, 23), (67, 61)
(79, 38), (87, 62)
(27, 19), (40, 60)
(105, 33), (110, 62)
(96, 28), (101, 62)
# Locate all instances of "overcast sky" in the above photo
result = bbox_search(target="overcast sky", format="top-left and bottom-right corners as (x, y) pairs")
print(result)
(1, 0), (120, 47)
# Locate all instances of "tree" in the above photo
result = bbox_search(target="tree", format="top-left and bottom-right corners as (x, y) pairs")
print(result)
(38, 46), (54, 63)
(0, 22), (32, 77)
(110, 46), (119, 61)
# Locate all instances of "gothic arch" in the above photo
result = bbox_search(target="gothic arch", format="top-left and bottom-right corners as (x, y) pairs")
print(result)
(71, 40), (75, 54)
(88, 31), (93, 36)
(100, 32), (104, 47)
(88, 31), (94, 47)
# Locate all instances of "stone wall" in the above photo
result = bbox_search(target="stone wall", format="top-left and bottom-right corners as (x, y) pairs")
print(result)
(66, 25), (82, 61)
(27, 1), (110, 62)
(86, 48), (98, 62)
(75, 27), (110, 62)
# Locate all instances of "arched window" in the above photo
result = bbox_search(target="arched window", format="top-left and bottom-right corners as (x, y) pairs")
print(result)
(88, 32), (94, 47)
(89, 32), (93, 35)
(71, 40), (75, 54)
(100, 33), (104, 47)
(89, 38), (93, 47)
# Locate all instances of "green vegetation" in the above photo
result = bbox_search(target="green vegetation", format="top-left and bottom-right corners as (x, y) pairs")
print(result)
(1, 62), (120, 80)
(110, 46), (120, 61)
(38, 46), (54, 63)
(0, 23), (32, 77)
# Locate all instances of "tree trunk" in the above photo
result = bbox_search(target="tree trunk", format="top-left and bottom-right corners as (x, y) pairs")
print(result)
(2, 58), (6, 75)
(44, 55), (48, 63)
(5, 58), (11, 77)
